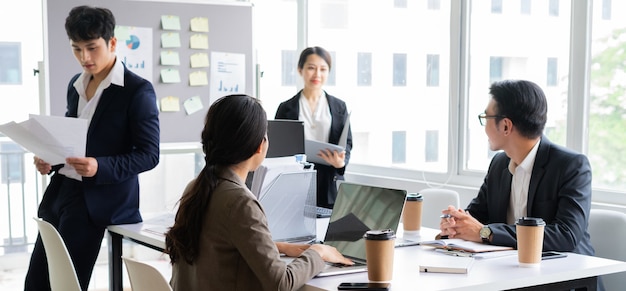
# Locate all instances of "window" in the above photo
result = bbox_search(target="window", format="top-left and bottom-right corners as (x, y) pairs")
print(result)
(549, 0), (559, 17)
(491, 0), (503, 14)
(305, 0), (451, 171)
(0, 42), (21, 85)
(521, 0), (531, 15)
(281, 50), (297, 86)
(393, 53), (407, 86)
(547, 57), (558, 86)
(466, 2), (571, 171)
(357, 52), (372, 86)
(427, 54), (439, 87)
(589, 0), (626, 191)
(392, 131), (406, 164)
(425, 130), (439, 162)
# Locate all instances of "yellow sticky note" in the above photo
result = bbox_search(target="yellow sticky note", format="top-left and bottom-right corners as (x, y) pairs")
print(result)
(189, 71), (208, 86)
(160, 96), (180, 112)
(184, 96), (204, 115)
(190, 17), (209, 32)
(190, 34), (209, 50)
(161, 15), (181, 30)
(160, 51), (180, 66)
(161, 32), (181, 48)
(190, 53), (209, 68)
(160, 68), (181, 83)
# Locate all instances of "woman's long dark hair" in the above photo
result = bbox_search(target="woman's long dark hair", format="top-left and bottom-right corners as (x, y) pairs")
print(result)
(165, 94), (267, 264)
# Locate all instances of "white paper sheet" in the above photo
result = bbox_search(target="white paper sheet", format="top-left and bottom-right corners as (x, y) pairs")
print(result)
(0, 115), (87, 180)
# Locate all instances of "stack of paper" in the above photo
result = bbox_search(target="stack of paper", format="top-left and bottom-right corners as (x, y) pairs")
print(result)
(250, 157), (304, 199)
(0, 115), (87, 180)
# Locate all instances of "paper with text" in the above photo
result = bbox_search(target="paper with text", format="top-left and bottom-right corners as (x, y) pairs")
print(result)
(0, 115), (87, 180)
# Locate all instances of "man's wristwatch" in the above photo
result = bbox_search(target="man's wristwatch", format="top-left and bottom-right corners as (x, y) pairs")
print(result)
(479, 225), (492, 243)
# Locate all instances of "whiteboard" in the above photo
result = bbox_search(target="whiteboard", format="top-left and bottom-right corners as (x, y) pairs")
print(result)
(44, 0), (254, 143)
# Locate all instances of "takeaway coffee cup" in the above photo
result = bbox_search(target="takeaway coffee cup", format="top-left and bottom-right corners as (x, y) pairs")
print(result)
(516, 217), (546, 267)
(364, 229), (396, 282)
(402, 193), (423, 233)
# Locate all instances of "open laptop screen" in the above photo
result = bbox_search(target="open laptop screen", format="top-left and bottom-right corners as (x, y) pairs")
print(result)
(323, 182), (407, 262)
(266, 119), (305, 158)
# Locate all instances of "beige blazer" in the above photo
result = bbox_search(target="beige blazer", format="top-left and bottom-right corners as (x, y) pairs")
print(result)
(170, 167), (325, 291)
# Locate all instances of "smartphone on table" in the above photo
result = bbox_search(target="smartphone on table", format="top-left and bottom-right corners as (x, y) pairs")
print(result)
(541, 251), (567, 260)
(337, 282), (391, 290)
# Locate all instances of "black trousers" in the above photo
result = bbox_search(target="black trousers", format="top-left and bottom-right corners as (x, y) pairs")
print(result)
(24, 175), (105, 291)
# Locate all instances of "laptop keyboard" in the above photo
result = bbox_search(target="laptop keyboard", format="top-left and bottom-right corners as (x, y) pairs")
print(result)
(316, 206), (333, 218)
(327, 261), (366, 268)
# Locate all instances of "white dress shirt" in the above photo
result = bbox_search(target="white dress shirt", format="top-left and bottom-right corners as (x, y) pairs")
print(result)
(298, 92), (332, 143)
(507, 139), (541, 224)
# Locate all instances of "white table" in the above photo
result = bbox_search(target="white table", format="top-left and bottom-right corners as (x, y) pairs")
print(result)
(107, 216), (626, 291)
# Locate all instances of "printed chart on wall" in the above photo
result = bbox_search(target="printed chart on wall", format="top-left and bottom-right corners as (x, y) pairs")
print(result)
(115, 26), (154, 82)
(210, 51), (246, 104)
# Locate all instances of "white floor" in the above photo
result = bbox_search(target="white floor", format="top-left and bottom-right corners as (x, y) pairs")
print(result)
(0, 241), (172, 290)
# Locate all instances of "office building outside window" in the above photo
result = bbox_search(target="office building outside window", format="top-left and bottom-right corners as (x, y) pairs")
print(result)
(428, 0), (440, 10)
(393, 53), (407, 87)
(425, 130), (439, 163)
(547, 57), (558, 86)
(427, 54), (439, 87)
(392, 131), (406, 164)
(281, 50), (298, 87)
(549, 0), (559, 17)
(521, 0), (531, 15)
(394, 0), (407, 9)
(327, 51), (336, 87)
(0, 43), (21, 85)
(357, 52), (372, 86)
(491, 0), (503, 14)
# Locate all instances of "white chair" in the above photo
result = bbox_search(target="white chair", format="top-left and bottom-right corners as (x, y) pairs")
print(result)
(122, 256), (173, 291)
(418, 188), (461, 229)
(33, 217), (81, 291)
(588, 209), (626, 291)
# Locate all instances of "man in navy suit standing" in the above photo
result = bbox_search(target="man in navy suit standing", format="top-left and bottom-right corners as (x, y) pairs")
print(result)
(439, 80), (594, 257)
(25, 6), (160, 291)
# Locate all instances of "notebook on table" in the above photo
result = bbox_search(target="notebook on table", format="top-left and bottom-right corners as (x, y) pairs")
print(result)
(314, 182), (409, 277)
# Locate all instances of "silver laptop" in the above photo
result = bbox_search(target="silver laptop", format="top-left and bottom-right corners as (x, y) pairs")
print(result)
(260, 171), (317, 243)
(315, 182), (408, 277)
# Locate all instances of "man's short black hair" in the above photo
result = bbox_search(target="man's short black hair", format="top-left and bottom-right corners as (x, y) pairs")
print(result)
(65, 6), (116, 44)
(489, 79), (548, 139)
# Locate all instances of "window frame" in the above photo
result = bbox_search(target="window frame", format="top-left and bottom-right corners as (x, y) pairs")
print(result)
(290, 0), (622, 206)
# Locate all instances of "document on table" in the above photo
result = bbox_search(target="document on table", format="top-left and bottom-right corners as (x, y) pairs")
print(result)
(0, 114), (87, 180)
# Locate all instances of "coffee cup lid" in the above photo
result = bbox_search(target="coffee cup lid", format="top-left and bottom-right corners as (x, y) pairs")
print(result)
(516, 217), (546, 226)
(363, 229), (396, 240)
(406, 193), (423, 201)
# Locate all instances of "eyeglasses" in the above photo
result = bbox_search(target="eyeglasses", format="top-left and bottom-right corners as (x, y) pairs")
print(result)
(478, 113), (506, 126)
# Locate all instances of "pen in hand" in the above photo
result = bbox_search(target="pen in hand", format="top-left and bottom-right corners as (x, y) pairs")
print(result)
(440, 214), (452, 218)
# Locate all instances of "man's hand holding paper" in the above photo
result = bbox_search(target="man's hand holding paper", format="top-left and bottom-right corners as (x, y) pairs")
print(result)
(0, 114), (88, 180)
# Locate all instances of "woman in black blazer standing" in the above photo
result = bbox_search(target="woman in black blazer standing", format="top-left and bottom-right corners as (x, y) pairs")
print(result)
(275, 46), (352, 209)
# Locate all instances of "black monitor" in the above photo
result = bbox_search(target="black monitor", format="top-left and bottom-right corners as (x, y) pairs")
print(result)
(266, 119), (305, 158)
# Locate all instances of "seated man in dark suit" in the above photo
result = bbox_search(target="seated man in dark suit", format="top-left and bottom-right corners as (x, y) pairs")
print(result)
(440, 79), (594, 258)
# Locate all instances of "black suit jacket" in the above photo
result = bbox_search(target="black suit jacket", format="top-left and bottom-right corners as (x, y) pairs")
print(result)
(44, 66), (160, 226)
(275, 91), (352, 208)
(467, 137), (594, 255)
